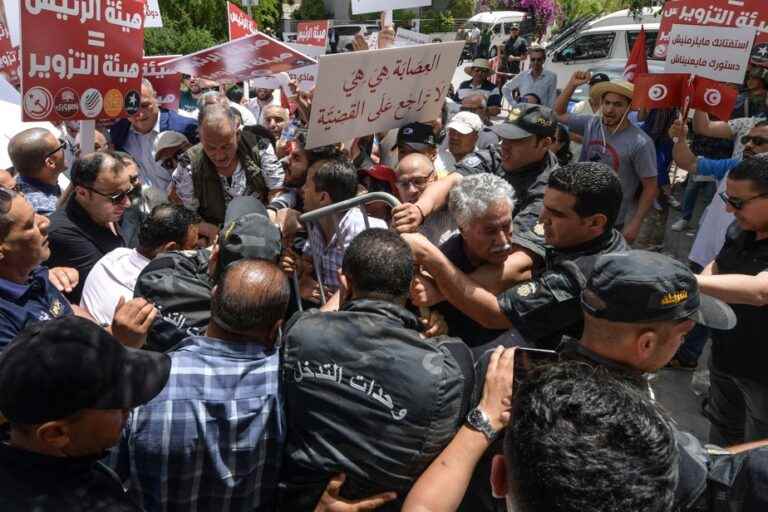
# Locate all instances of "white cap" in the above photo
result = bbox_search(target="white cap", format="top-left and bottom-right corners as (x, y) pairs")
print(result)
(446, 111), (483, 135)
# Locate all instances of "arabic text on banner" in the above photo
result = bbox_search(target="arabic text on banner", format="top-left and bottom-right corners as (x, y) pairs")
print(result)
(143, 56), (181, 110)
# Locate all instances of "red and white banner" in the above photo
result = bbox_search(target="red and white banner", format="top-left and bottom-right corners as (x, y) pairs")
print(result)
(0, 16), (18, 86)
(143, 56), (181, 110)
(227, 2), (258, 41)
(632, 73), (688, 110)
(296, 20), (330, 48)
(690, 75), (738, 120)
(162, 33), (316, 84)
(665, 24), (755, 84)
(21, 0), (144, 122)
(624, 26), (648, 83)
(655, 0), (768, 61)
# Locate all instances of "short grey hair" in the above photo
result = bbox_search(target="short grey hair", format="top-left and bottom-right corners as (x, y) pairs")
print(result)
(141, 78), (156, 98)
(449, 173), (514, 228)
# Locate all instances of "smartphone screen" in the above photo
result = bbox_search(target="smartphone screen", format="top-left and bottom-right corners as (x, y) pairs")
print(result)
(514, 347), (558, 389)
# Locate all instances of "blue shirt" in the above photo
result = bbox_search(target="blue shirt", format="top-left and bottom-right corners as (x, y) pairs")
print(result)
(697, 157), (739, 181)
(113, 335), (284, 512)
(0, 266), (72, 350)
(18, 176), (61, 216)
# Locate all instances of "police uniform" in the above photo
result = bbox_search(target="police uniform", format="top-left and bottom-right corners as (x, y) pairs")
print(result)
(0, 266), (73, 350)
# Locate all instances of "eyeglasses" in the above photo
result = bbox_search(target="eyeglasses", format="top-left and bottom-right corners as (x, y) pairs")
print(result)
(740, 135), (768, 146)
(81, 185), (135, 204)
(719, 191), (768, 210)
(396, 171), (435, 189)
(44, 139), (68, 160)
(0, 186), (17, 215)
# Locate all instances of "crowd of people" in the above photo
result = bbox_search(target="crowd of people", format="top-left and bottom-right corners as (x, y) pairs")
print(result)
(1, 19), (768, 512)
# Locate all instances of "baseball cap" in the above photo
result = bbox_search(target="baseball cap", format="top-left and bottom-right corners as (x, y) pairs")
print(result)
(0, 316), (171, 424)
(219, 196), (282, 268)
(396, 122), (437, 150)
(581, 250), (736, 330)
(447, 111), (483, 135)
(154, 131), (191, 162)
(491, 103), (557, 140)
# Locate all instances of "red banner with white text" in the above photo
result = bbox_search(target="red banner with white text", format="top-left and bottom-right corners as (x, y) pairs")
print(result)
(227, 2), (258, 41)
(296, 20), (330, 48)
(143, 56), (182, 111)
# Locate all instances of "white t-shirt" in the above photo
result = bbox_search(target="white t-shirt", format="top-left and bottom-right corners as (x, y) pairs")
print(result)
(80, 248), (151, 325)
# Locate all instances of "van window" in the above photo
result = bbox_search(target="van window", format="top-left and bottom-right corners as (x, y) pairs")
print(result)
(504, 23), (512, 34)
(558, 33), (616, 61)
(493, 23), (502, 34)
(627, 30), (659, 59)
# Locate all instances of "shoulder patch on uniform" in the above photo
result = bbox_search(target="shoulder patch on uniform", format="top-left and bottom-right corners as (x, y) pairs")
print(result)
(533, 223), (545, 236)
(516, 282), (537, 297)
(464, 155), (481, 167)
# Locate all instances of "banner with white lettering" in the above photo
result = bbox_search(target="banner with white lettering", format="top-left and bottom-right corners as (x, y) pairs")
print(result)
(351, 0), (431, 15)
(162, 33), (315, 83)
(296, 20), (329, 48)
(395, 27), (431, 47)
(306, 41), (463, 149)
(664, 24), (755, 84)
(143, 56), (181, 110)
(21, 0), (144, 122)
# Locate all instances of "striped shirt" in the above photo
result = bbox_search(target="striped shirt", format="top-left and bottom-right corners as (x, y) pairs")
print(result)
(112, 335), (284, 512)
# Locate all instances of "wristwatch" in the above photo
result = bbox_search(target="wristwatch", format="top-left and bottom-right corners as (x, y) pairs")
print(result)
(465, 407), (499, 441)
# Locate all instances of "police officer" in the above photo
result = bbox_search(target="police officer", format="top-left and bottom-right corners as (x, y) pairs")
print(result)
(403, 162), (627, 350)
(393, 104), (559, 239)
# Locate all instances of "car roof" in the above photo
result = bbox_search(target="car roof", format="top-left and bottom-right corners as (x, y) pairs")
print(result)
(582, 22), (660, 34)
(589, 7), (662, 26)
(467, 11), (526, 24)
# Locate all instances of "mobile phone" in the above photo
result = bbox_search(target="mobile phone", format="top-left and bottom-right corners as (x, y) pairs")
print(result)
(514, 347), (558, 389)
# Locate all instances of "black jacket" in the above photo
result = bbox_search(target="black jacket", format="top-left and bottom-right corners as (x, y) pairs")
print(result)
(279, 299), (475, 510)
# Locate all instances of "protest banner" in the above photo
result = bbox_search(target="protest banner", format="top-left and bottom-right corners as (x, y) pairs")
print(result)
(2, 0), (18, 48)
(285, 42), (324, 91)
(297, 20), (329, 48)
(0, 15), (18, 86)
(20, 0), (144, 122)
(306, 41), (464, 149)
(654, 0), (768, 60)
(227, 2), (258, 41)
(395, 27), (432, 47)
(352, 0), (431, 16)
(162, 33), (316, 84)
(665, 24), (755, 84)
(144, 0), (163, 28)
(143, 56), (181, 110)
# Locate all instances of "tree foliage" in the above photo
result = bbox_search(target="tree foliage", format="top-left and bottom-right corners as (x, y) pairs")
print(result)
(293, 0), (328, 20)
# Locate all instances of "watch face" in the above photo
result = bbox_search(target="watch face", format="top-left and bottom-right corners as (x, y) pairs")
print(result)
(469, 408), (484, 425)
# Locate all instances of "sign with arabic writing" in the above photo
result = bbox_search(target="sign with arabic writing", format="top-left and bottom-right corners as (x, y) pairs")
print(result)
(144, 0), (162, 28)
(296, 20), (329, 48)
(162, 32), (315, 84)
(351, 0), (431, 16)
(21, 0), (144, 122)
(0, 12), (18, 86)
(227, 1), (257, 41)
(306, 41), (463, 149)
(655, 0), (768, 61)
(143, 56), (181, 110)
(665, 25), (755, 84)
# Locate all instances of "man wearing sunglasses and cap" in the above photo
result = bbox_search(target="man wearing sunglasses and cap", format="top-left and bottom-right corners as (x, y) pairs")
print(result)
(454, 59), (502, 117)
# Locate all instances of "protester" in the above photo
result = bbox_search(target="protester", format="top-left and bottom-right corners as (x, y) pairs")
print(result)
(440, 111), (483, 172)
(501, 45), (557, 108)
(155, 131), (192, 203)
(0, 316), (170, 511)
(459, 95), (500, 149)
(0, 167), (17, 189)
(393, 122), (449, 173)
(454, 59), (502, 116)
(246, 86), (279, 123)
(116, 152), (167, 250)
(555, 72), (658, 243)
(80, 203), (200, 326)
(9, 128), (68, 215)
(552, 124), (573, 166)
(262, 104), (290, 152)
(179, 76), (220, 112)
(280, 228), (475, 511)
(502, 25), (527, 75)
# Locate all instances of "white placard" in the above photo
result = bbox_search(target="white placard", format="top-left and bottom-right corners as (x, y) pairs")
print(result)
(145, 0), (163, 28)
(306, 41), (463, 149)
(3, 0), (19, 48)
(665, 24), (756, 84)
(351, 0), (431, 15)
(288, 64), (317, 91)
(395, 27), (432, 47)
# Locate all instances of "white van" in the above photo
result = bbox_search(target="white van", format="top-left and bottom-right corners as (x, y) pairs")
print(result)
(465, 11), (529, 55)
(545, 8), (664, 87)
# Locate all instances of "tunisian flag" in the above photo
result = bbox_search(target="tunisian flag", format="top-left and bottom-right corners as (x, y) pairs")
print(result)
(624, 26), (648, 83)
(690, 76), (738, 121)
(631, 73), (688, 110)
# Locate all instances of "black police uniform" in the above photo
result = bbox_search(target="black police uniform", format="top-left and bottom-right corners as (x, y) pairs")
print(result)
(496, 228), (628, 349)
(503, 35), (527, 74)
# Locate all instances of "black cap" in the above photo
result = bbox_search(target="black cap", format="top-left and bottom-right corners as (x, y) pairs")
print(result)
(0, 317), (171, 424)
(490, 103), (557, 140)
(219, 196), (282, 269)
(589, 72), (610, 87)
(581, 251), (736, 330)
(396, 122), (436, 149)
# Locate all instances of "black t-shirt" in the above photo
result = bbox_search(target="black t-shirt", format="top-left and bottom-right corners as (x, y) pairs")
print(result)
(711, 223), (768, 383)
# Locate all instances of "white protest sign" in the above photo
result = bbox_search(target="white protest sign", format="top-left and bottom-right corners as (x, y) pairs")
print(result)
(395, 27), (432, 47)
(2, 0), (19, 48)
(144, 0), (163, 28)
(284, 42), (324, 90)
(352, 0), (431, 15)
(306, 41), (463, 149)
(665, 24), (756, 84)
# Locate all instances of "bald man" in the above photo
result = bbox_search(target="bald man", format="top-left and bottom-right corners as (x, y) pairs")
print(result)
(9, 128), (67, 215)
(460, 95), (500, 150)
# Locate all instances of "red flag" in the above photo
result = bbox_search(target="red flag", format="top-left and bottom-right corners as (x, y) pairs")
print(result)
(631, 73), (688, 110)
(488, 55), (500, 85)
(690, 76), (738, 121)
(624, 26), (648, 83)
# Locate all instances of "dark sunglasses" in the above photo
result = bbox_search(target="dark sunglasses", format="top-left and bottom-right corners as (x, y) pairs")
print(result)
(44, 139), (68, 160)
(740, 135), (768, 146)
(81, 185), (134, 204)
(719, 191), (768, 210)
(0, 186), (17, 215)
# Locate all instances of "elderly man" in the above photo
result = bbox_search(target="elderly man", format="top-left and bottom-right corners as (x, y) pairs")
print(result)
(8, 128), (68, 215)
(262, 104), (291, 156)
(110, 79), (198, 192)
(174, 105), (283, 233)
(46, 152), (132, 303)
(247, 86), (279, 123)
(502, 44), (557, 108)
(439, 111), (483, 172)
(460, 95), (500, 150)
(454, 59), (502, 116)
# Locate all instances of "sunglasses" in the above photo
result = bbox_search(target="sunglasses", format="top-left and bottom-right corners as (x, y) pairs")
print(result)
(719, 191), (768, 210)
(81, 185), (135, 204)
(44, 139), (68, 160)
(740, 135), (768, 146)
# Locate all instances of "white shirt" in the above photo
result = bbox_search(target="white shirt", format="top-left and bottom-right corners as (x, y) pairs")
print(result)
(246, 90), (280, 124)
(502, 69), (558, 108)
(80, 248), (151, 325)
(230, 100), (258, 126)
(124, 116), (169, 192)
